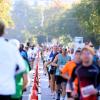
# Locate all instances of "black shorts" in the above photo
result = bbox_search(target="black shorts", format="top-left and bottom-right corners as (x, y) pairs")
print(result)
(0, 95), (11, 100)
(43, 60), (45, 64)
(61, 77), (67, 83)
(50, 68), (56, 74)
(47, 67), (51, 80)
(55, 76), (67, 85)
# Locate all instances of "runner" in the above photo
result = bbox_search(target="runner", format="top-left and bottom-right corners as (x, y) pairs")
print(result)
(0, 21), (26, 100)
(27, 45), (36, 69)
(70, 47), (100, 100)
(45, 45), (58, 99)
(97, 47), (100, 66)
(43, 48), (50, 75)
(61, 50), (81, 99)
(52, 48), (71, 100)
(69, 48), (75, 60)
(9, 39), (29, 100)
(19, 44), (31, 70)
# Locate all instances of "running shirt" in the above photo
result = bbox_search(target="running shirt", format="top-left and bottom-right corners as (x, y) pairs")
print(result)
(70, 64), (100, 100)
(93, 55), (99, 64)
(55, 53), (71, 76)
(0, 37), (26, 95)
(49, 51), (58, 62)
(61, 61), (76, 78)
(12, 58), (29, 99)
(49, 51), (58, 74)
(61, 61), (79, 92)
(27, 48), (36, 60)
(69, 54), (74, 60)
(97, 51), (100, 60)
(20, 50), (31, 71)
(43, 51), (50, 62)
(11, 71), (26, 99)
(20, 50), (28, 60)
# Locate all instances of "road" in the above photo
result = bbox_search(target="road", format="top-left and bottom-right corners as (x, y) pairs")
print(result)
(22, 60), (52, 100)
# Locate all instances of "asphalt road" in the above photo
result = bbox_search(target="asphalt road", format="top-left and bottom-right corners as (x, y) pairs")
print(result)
(22, 60), (52, 100)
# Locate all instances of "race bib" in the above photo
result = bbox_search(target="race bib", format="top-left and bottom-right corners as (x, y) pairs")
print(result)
(81, 85), (95, 97)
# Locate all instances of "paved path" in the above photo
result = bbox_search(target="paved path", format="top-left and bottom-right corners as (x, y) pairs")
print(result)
(39, 61), (52, 100)
(22, 60), (52, 100)
(22, 61), (36, 100)
(22, 70), (35, 100)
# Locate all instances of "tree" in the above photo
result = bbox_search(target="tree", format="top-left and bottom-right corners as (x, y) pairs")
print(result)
(7, 0), (41, 42)
(43, 0), (100, 46)
(0, 0), (13, 27)
(59, 35), (72, 46)
(73, 0), (100, 46)
(43, 5), (85, 39)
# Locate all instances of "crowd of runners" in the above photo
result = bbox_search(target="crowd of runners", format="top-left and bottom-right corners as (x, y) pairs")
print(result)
(0, 20), (100, 100)
(41, 44), (100, 100)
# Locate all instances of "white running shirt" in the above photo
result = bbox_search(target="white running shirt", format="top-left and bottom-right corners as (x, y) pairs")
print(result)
(0, 37), (26, 95)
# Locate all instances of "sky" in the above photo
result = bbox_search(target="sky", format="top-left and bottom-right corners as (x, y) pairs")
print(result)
(13, 0), (79, 6)
(62, 0), (77, 4)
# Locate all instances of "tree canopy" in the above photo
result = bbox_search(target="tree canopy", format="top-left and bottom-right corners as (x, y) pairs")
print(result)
(0, 0), (13, 27)
(1, 0), (100, 46)
(43, 0), (100, 46)
(7, 0), (42, 42)
(73, 0), (100, 46)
